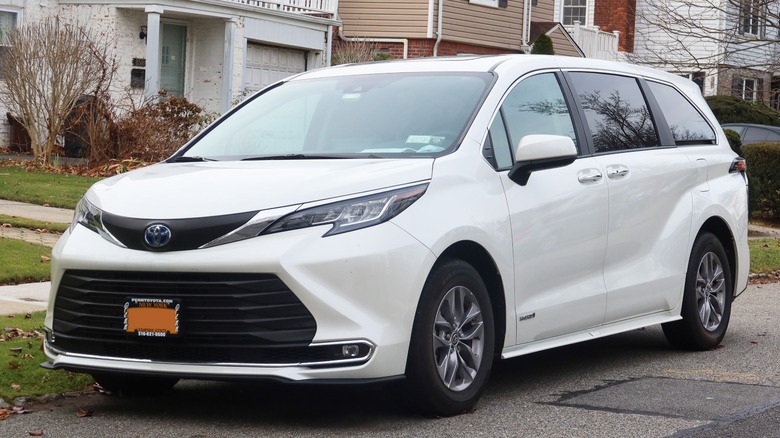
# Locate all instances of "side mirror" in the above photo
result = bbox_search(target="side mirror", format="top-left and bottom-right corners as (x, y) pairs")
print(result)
(508, 134), (578, 186)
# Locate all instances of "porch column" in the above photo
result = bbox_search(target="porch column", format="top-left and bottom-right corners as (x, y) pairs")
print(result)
(144, 6), (164, 102)
(222, 17), (238, 114)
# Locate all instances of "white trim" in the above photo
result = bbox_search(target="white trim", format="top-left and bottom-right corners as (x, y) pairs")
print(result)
(469, 0), (499, 7)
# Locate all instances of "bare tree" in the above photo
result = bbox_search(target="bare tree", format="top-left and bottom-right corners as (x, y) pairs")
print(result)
(0, 18), (117, 163)
(631, 0), (780, 71)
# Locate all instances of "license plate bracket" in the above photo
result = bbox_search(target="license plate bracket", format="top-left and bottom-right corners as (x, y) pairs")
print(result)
(124, 298), (180, 337)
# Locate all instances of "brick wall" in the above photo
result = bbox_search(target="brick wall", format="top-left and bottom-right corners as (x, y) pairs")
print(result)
(593, 0), (636, 53)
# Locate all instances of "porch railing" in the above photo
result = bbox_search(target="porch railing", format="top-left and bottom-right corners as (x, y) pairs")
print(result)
(223, 0), (338, 16)
(568, 22), (619, 61)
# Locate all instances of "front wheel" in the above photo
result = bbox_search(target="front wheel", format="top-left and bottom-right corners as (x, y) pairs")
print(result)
(663, 232), (733, 350)
(406, 259), (495, 416)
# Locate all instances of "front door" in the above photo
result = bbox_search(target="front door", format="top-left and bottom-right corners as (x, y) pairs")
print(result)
(160, 23), (186, 97)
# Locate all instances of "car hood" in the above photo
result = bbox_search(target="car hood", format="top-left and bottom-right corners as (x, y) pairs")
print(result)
(86, 159), (434, 219)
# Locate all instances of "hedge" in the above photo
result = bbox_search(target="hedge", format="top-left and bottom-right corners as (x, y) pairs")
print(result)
(705, 95), (780, 126)
(742, 142), (780, 220)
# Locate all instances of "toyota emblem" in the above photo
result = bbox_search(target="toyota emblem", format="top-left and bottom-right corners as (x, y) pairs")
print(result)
(144, 224), (172, 248)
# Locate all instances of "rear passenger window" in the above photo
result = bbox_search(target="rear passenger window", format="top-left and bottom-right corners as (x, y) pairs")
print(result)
(568, 72), (659, 153)
(647, 81), (716, 145)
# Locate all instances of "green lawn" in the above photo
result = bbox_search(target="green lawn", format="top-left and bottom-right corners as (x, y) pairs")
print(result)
(0, 166), (98, 209)
(749, 238), (780, 274)
(0, 214), (69, 233)
(0, 238), (52, 285)
(0, 312), (93, 401)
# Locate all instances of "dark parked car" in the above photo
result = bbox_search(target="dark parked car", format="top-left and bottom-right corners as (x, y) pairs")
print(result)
(722, 123), (780, 145)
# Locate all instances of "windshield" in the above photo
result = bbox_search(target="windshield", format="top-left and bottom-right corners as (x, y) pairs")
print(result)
(181, 72), (493, 160)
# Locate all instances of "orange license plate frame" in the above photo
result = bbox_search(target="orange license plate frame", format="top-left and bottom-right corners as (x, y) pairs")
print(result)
(124, 298), (180, 337)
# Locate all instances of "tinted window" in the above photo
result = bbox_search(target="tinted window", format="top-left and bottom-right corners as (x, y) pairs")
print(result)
(500, 73), (578, 153)
(647, 81), (715, 145)
(569, 72), (659, 153)
(743, 127), (780, 143)
(487, 114), (513, 169)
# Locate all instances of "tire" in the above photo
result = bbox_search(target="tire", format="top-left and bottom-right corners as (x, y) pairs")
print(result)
(92, 373), (179, 396)
(406, 259), (495, 416)
(662, 232), (733, 350)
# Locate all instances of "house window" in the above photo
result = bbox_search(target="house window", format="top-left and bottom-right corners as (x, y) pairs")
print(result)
(562, 0), (587, 25)
(740, 0), (764, 36)
(737, 78), (757, 101)
(469, 0), (504, 7)
(0, 11), (18, 81)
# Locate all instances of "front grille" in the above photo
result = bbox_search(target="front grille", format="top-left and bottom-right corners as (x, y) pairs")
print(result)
(52, 270), (320, 364)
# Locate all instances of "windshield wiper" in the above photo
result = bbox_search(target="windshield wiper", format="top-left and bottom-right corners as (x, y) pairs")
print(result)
(171, 156), (218, 162)
(241, 154), (347, 161)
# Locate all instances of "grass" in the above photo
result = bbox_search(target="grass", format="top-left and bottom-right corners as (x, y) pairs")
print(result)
(0, 312), (93, 401)
(749, 238), (780, 273)
(0, 238), (52, 285)
(0, 214), (69, 233)
(0, 166), (98, 209)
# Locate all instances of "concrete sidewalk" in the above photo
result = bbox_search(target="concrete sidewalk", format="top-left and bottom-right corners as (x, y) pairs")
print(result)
(0, 200), (72, 315)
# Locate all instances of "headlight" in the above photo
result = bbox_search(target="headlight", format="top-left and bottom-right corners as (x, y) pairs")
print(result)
(71, 198), (125, 247)
(262, 183), (428, 236)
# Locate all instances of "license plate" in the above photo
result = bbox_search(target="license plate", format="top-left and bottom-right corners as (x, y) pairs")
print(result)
(124, 298), (180, 337)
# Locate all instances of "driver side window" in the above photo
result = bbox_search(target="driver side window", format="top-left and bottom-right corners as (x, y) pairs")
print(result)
(487, 73), (579, 169)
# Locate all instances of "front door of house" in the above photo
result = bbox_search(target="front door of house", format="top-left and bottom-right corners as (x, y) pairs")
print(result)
(160, 23), (186, 97)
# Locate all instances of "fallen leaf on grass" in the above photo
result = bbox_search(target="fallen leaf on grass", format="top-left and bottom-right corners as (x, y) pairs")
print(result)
(25, 314), (32, 319)
(1, 223), (11, 228)
(40, 256), (50, 263)
(11, 383), (21, 390)
(76, 408), (93, 418)
(22, 353), (34, 359)
(28, 429), (44, 436)
(9, 361), (20, 369)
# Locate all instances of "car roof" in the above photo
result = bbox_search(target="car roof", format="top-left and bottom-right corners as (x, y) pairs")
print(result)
(722, 123), (780, 131)
(293, 55), (698, 91)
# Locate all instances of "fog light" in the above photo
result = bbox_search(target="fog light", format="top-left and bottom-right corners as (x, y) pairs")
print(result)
(342, 344), (360, 358)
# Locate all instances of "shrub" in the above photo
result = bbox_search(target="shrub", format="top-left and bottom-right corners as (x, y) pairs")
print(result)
(705, 95), (780, 126)
(531, 34), (555, 55)
(742, 142), (780, 220)
(723, 128), (742, 156)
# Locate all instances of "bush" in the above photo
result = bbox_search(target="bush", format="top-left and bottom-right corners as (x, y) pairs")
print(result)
(531, 34), (555, 55)
(742, 142), (780, 220)
(723, 128), (742, 156)
(705, 95), (780, 126)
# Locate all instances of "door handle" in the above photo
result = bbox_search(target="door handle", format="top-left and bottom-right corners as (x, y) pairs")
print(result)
(577, 169), (603, 184)
(606, 165), (629, 179)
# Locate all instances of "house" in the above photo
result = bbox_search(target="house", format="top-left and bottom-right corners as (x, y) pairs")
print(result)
(0, 0), (340, 151)
(335, 0), (584, 59)
(630, 0), (780, 107)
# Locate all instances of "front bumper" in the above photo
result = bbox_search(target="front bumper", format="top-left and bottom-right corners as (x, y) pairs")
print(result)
(45, 221), (435, 381)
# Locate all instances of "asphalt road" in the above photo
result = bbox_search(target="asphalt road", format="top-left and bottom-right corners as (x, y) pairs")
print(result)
(2, 282), (779, 437)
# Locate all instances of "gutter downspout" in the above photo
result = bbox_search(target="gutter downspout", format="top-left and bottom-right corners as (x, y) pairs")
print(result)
(521, 0), (532, 53)
(336, 14), (408, 59)
(433, 0), (444, 56)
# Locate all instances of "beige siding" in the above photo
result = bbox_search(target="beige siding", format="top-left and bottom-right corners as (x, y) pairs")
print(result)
(340, 0), (429, 38)
(440, 1), (524, 51)
(533, 0), (555, 22)
(548, 28), (582, 57)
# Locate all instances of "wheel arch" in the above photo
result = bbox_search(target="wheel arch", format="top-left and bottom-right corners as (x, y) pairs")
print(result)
(437, 240), (507, 357)
(697, 216), (737, 298)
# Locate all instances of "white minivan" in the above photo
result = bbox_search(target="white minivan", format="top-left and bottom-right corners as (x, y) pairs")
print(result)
(43, 55), (749, 416)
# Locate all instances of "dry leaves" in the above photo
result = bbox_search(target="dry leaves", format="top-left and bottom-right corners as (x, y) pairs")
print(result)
(76, 407), (93, 418)
(40, 256), (51, 263)
(0, 406), (31, 421)
(28, 429), (44, 436)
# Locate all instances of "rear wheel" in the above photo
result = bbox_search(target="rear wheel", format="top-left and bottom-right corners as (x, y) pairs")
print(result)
(663, 232), (733, 350)
(406, 259), (495, 416)
(92, 373), (179, 396)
